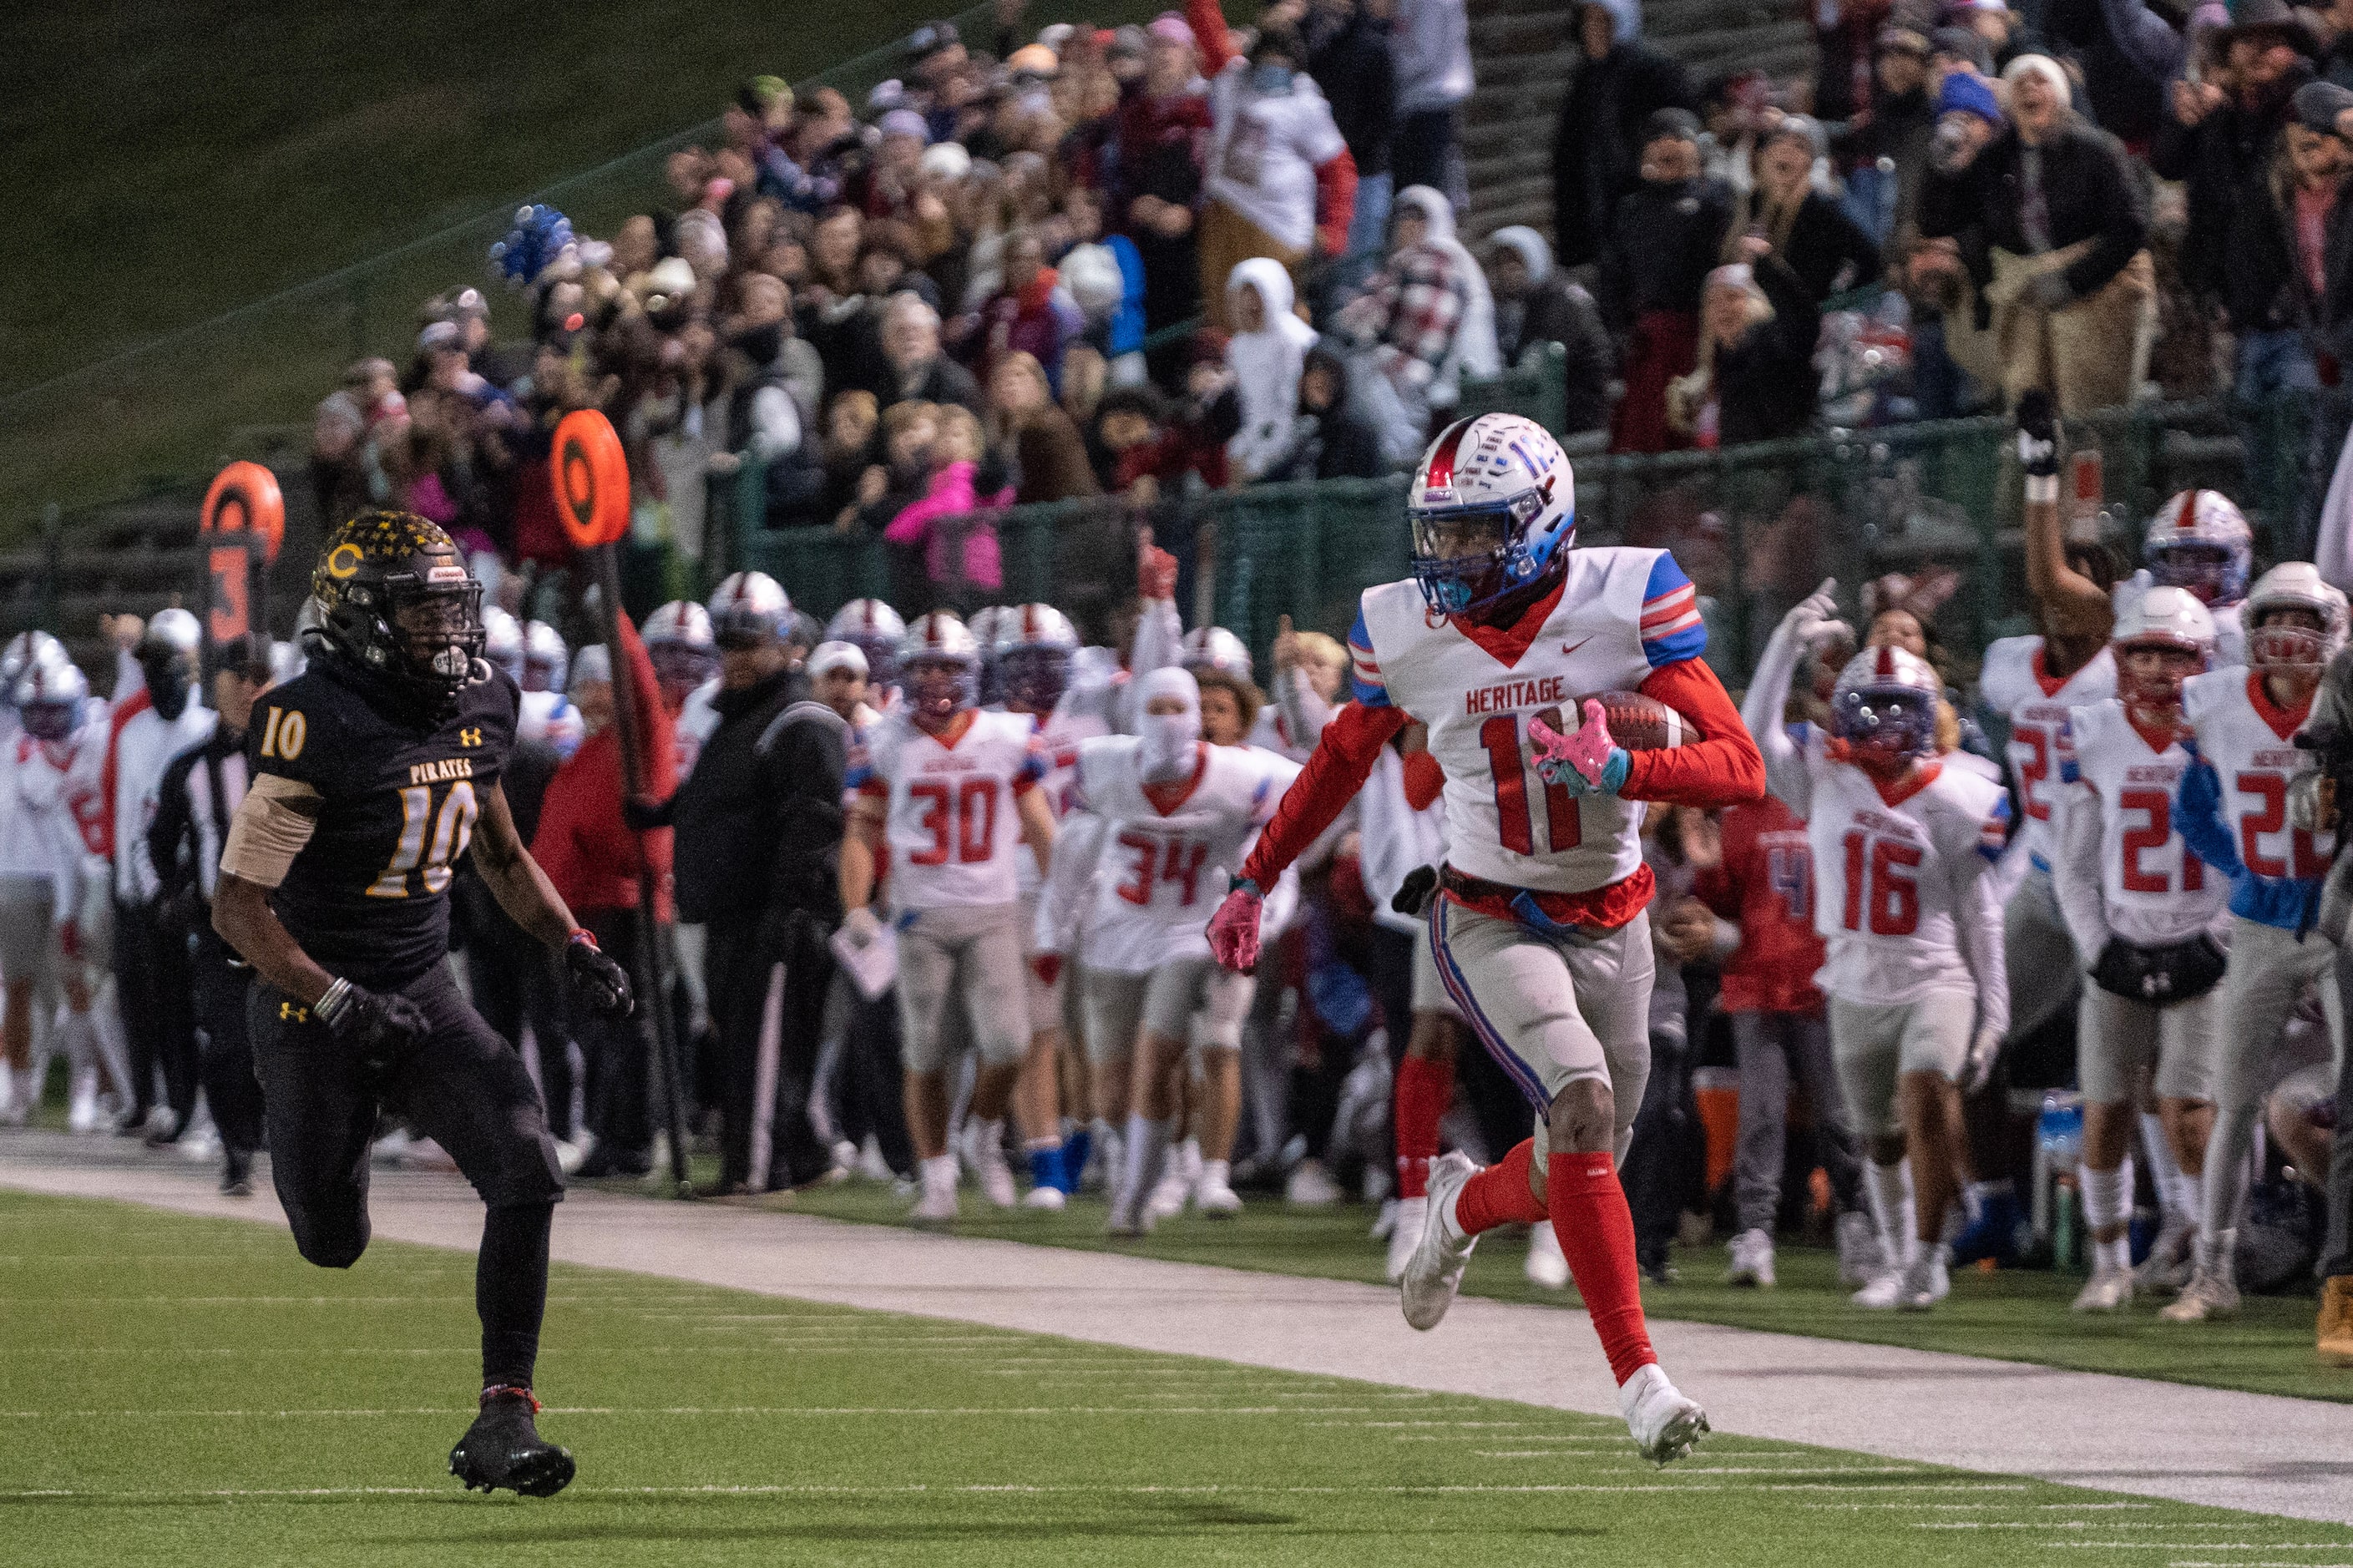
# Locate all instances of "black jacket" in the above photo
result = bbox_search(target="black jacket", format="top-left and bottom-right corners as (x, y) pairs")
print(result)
(1304, 3), (1397, 179)
(1551, 40), (1699, 271)
(670, 670), (848, 924)
(1715, 255), (1823, 448)
(1919, 118), (2149, 305)
(1770, 190), (1884, 301)
(1498, 276), (1615, 433)
(1597, 176), (1733, 329)
(2150, 66), (2310, 322)
(149, 722), (247, 921)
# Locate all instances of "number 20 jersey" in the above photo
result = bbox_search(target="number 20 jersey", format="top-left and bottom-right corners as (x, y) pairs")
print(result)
(1797, 732), (2009, 1007)
(1071, 737), (1300, 974)
(246, 656), (519, 990)
(1348, 547), (1707, 894)
(2062, 698), (2229, 946)
(850, 708), (1045, 910)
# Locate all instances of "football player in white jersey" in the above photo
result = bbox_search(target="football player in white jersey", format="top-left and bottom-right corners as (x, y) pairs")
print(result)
(1747, 604), (2011, 1312)
(840, 612), (1060, 1223)
(517, 620), (585, 760)
(994, 603), (1105, 1208)
(483, 607), (525, 687)
(2162, 564), (2346, 1322)
(1965, 393), (2120, 1262)
(1040, 666), (1301, 1233)
(644, 600), (721, 778)
(2143, 489), (2253, 669)
(827, 599), (907, 712)
(2053, 586), (2230, 1312)
(1204, 413), (1765, 1464)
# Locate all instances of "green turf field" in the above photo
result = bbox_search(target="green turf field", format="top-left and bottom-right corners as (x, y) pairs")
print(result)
(6, 1188), (2347, 1566)
(767, 1181), (2353, 1405)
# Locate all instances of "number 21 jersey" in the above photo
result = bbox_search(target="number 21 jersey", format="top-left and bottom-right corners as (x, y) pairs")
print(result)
(247, 656), (519, 991)
(2062, 698), (2229, 946)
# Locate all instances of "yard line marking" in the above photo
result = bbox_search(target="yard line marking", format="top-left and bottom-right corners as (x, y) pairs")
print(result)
(0, 1481), (1739, 1502)
(5, 1404), (1389, 1419)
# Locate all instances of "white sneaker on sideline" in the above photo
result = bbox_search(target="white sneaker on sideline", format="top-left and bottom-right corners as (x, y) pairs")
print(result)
(67, 1074), (101, 1136)
(2071, 1268), (2134, 1313)
(856, 1134), (893, 1183)
(2159, 1261), (2240, 1323)
(1850, 1268), (1905, 1310)
(1385, 1196), (1427, 1283)
(1617, 1363), (1709, 1465)
(964, 1121), (1018, 1209)
(1401, 1152), (1480, 1330)
(1286, 1157), (1341, 1207)
(2133, 1221), (2195, 1296)
(1194, 1159), (1242, 1216)
(554, 1139), (590, 1176)
(1895, 1245), (1947, 1312)
(1526, 1221), (1570, 1289)
(1725, 1228), (1776, 1289)
(910, 1156), (959, 1225)
(1021, 1183), (1067, 1211)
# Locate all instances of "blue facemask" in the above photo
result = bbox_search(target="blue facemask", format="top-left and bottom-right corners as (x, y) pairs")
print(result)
(1250, 63), (1293, 94)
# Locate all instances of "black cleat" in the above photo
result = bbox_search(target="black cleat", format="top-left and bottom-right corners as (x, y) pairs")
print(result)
(449, 1388), (574, 1497)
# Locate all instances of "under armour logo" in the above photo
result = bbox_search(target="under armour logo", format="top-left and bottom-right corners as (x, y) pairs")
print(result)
(280, 1002), (309, 1023)
(458, 727), (483, 747)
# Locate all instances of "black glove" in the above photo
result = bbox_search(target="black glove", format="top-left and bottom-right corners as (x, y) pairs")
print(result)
(316, 979), (432, 1090)
(2015, 389), (2059, 478)
(565, 929), (635, 1019)
(1391, 864), (1439, 918)
(2089, 934), (2227, 1004)
(621, 795), (672, 832)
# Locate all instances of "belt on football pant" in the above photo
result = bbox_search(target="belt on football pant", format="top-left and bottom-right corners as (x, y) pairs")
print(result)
(1438, 866), (1609, 944)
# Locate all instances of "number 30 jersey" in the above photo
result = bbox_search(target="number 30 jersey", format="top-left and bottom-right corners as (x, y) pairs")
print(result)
(1349, 547), (1705, 895)
(1063, 736), (1300, 974)
(1791, 731), (2011, 1017)
(850, 709), (1045, 910)
(2057, 699), (2230, 948)
(244, 655), (519, 991)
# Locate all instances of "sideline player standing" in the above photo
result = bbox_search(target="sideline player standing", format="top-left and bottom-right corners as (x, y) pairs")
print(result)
(211, 511), (635, 1496)
(2052, 586), (2229, 1313)
(839, 612), (1060, 1223)
(1204, 413), (1764, 1464)
(1745, 594), (2011, 1311)
(2163, 564), (2346, 1321)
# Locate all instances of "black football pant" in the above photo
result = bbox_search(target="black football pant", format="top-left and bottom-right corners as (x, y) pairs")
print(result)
(113, 896), (199, 1130)
(707, 907), (832, 1191)
(189, 928), (263, 1168)
(249, 962), (563, 1390)
(578, 909), (655, 1162)
(2323, 948), (2353, 1282)
(465, 917), (576, 1141)
(1622, 1029), (1702, 1272)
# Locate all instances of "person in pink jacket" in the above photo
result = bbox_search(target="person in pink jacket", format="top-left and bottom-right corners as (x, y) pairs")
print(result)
(882, 404), (1012, 612)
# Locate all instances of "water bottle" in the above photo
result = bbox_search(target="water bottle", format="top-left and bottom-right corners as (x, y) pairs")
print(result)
(2034, 1093), (2085, 1268)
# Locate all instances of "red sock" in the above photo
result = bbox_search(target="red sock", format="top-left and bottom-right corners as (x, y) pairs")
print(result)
(1547, 1151), (1657, 1387)
(1394, 1055), (1453, 1200)
(1452, 1138), (1547, 1234)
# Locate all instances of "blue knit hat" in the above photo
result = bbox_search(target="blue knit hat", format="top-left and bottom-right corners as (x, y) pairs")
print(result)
(1937, 69), (2001, 125)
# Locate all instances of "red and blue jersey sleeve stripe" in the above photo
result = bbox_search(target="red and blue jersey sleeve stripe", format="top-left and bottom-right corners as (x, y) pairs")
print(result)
(1978, 793), (2011, 862)
(1639, 554), (1708, 668)
(1347, 607), (1390, 708)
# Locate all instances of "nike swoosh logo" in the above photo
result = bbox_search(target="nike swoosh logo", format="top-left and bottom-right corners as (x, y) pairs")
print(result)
(1560, 638), (1591, 659)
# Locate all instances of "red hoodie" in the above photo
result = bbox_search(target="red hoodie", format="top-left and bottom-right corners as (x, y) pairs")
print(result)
(1693, 795), (1827, 1015)
(531, 610), (677, 919)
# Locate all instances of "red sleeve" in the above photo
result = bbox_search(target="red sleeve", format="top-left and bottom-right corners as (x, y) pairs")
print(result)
(1401, 747), (1445, 812)
(1690, 808), (1750, 919)
(614, 609), (676, 799)
(529, 765), (588, 911)
(97, 687), (153, 860)
(1623, 657), (1767, 808)
(1313, 145), (1358, 258)
(1239, 700), (1407, 886)
(1189, 0), (1237, 73)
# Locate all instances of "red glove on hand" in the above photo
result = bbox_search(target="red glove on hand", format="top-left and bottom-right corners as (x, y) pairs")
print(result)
(1137, 525), (1179, 601)
(1030, 952), (1063, 987)
(1207, 881), (1265, 974)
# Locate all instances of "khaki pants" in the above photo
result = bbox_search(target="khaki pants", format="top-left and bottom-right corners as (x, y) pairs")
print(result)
(1991, 243), (2156, 417)
(1197, 200), (1307, 334)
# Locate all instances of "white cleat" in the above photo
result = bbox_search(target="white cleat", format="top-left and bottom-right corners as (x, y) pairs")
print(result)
(1526, 1220), (1570, 1289)
(1105, 1188), (1156, 1237)
(1194, 1166), (1243, 1217)
(2158, 1266), (2240, 1323)
(1401, 1152), (1480, 1331)
(1285, 1157), (1341, 1207)
(1895, 1247), (1947, 1312)
(1021, 1183), (1068, 1212)
(554, 1138), (590, 1177)
(1834, 1211), (1886, 1289)
(1617, 1363), (1709, 1465)
(1385, 1196), (1428, 1283)
(1725, 1227), (1776, 1289)
(1850, 1268), (1905, 1310)
(2070, 1268), (2134, 1313)
(910, 1156), (959, 1226)
(2133, 1222), (2195, 1296)
(964, 1122), (1019, 1210)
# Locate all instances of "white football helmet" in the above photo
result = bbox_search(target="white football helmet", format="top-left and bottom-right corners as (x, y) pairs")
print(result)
(900, 610), (981, 722)
(1829, 644), (1941, 761)
(644, 599), (716, 651)
(13, 658), (89, 741)
(144, 607), (204, 655)
(481, 606), (524, 685)
(707, 571), (793, 647)
(522, 620), (568, 694)
(1179, 625), (1253, 679)
(826, 598), (908, 688)
(1407, 412), (1577, 617)
(2244, 562), (2348, 677)
(2144, 489), (2252, 607)
(2113, 583), (2216, 712)
(994, 603), (1080, 713)
(0, 631), (68, 699)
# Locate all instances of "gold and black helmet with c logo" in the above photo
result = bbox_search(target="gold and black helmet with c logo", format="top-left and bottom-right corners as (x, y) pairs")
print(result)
(311, 509), (487, 707)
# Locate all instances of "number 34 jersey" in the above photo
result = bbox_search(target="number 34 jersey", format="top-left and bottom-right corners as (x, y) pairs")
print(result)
(1793, 731), (2011, 1014)
(245, 658), (519, 991)
(1066, 737), (1300, 975)
(850, 709), (1046, 911)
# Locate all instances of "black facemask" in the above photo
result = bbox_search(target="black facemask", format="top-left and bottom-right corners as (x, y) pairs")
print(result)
(733, 322), (785, 365)
(140, 653), (193, 721)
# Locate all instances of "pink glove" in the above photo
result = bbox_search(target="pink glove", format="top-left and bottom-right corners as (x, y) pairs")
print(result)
(1207, 882), (1265, 974)
(1527, 699), (1616, 788)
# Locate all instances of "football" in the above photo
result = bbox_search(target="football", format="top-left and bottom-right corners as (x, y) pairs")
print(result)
(1579, 690), (1688, 751)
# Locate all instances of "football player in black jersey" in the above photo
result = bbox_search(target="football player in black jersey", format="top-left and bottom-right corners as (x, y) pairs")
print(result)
(212, 511), (633, 1498)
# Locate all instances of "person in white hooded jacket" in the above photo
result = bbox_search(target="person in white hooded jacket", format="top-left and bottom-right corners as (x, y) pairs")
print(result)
(1224, 257), (1319, 482)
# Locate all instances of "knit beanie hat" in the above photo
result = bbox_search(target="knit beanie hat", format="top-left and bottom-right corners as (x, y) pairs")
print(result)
(1937, 69), (2002, 125)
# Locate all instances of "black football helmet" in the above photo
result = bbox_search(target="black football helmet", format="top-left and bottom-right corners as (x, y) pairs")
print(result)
(311, 510), (487, 710)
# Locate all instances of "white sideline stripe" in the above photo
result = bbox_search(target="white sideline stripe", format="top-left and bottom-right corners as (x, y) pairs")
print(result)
(4, 1152), (2348, 1526)
(0, 1404), (1382, 1419)
(0, 1480), (2035, 1503)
